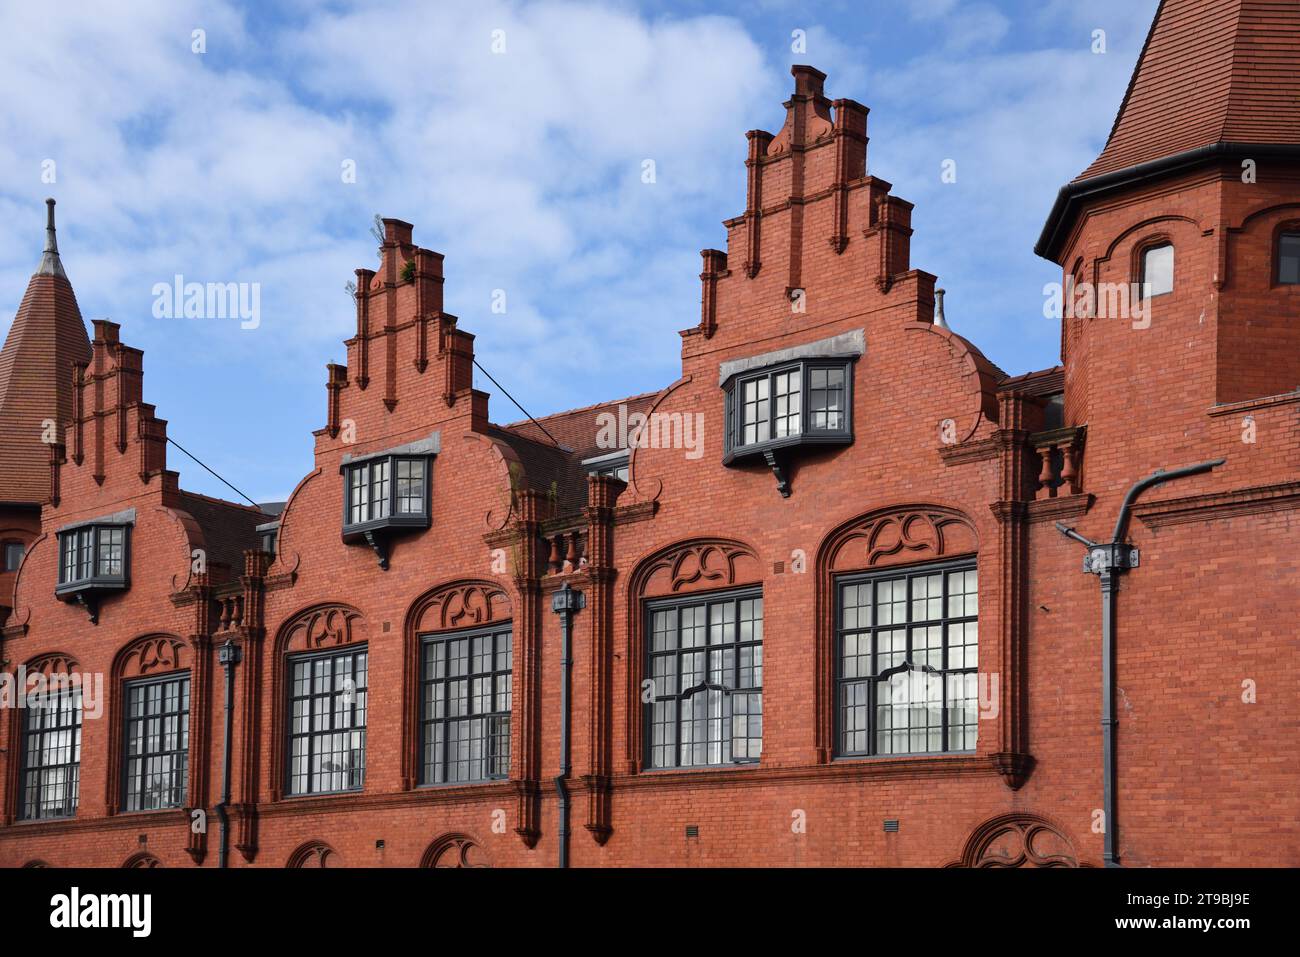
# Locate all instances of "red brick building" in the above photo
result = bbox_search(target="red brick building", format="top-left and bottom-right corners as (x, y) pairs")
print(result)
(1, 0), (1296, 869)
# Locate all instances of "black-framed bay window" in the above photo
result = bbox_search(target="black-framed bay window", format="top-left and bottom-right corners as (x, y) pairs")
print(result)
(723, 359), (852, 462)
(55, 523), (129, 595)
(123, 673), (189, 812)
(341, 454), (432, 568)
(836, 560), (978, 758)
(342, 455), (429, 533)
(419, 624), (512, 785)
(286, 646), (367, 796)
(20, 683), (82, 820)
(645, 588), (763, 770)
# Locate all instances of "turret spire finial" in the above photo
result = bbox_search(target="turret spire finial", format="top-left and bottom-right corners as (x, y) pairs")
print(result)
(37, 197), (66, 278)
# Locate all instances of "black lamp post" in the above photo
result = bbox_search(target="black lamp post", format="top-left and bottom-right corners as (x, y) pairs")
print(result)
(216, 638), (242, 869)
(550, 582), (585, 869)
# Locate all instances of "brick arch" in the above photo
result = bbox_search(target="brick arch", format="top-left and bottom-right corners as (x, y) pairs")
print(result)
(820, 504), (978, 575)
(400, 580), (512, 788)
(813, 504), (978, 762)
(945, 812), (1083, 868)
(273, 602), (367, 657)
(628, 537), (762, 602)
(106, 633), (199, 818)
(21, 859), (50, 868)
(287, 840), (341, 868)
(624, 537), (762, 773)
(122, 851), (161, 868)
(269, 603), (368, 802)
(3, 651), (83, 824)
(112, 633), (191, 682)
(420, 832), (491, 868)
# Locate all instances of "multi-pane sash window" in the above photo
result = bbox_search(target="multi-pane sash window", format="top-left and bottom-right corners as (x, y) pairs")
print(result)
(837, 562), (978, 757)
(57, 524), (129, 590)
(123, 674), (189, 811)
(20, 684), (82, 820)
(725, 359), (852, 459)
(396, 459), (425, 514)
(287, 647), (367, 795)
(420, 625), (512, 785)
(646, 590), (763, 769)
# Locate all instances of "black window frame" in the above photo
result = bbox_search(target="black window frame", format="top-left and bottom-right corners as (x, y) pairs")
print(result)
(722, 358), (854, 464)
(418, 623), (513, 786)
(54, 523), (130, 596)
(834, 558), (978, 760)
(121, 672), (190, 813)
(285, 645), (368, 797)
(340, 453), (432, 541)
(644, 587), (764, 771)
(1277, 230), (1300, 285)
(19, 681), (82, 821)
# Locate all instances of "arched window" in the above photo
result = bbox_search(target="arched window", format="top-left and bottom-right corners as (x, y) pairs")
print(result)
(628, 539), (765, 771)
(1139, 242), (1174, 297)
(1277, 230), (1300, 284)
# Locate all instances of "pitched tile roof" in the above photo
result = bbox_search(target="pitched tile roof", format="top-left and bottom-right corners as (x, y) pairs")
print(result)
(0, 200), (91, 503)
(1078, 0), (1300, 181)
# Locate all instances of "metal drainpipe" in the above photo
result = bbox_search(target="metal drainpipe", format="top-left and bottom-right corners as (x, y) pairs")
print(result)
(550, 582), (585, 869)
(216, 639), (242, 869)
(1056, 458), (1223, 867)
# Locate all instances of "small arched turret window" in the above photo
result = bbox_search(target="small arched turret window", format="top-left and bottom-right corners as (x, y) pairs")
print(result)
(1139, 242), (1174, 298)
(1277, 231), (1300, 284)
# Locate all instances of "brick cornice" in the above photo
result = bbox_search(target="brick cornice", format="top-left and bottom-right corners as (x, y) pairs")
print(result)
(1135, 480), (1300, 529)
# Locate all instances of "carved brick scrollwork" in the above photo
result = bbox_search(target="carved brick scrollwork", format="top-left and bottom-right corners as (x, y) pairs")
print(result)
(119, 635), (190, 678)
(635, 540), (761, 597)
(409, 582), (509, 634)
(280, 604), (365, 653)
(287, 841), (340, 868)
(946, 813), (1082, 868)
(420, 833), (491, 868)
(824, 507), (978, 573)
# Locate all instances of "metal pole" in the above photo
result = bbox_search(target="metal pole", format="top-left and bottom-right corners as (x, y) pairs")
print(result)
(550, 582), (584, 869)
(1056, 458), (1223, 868)
(216, 639), (242, 869)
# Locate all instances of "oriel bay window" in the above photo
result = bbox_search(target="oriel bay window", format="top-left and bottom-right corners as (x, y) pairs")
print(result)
(122, 673), (189, 812)
(20, 683), (82, 820)
(646, 589), (763, 769)
(340, 441), (435, 568)
(419, 625), (512, 785)
(287, 647), (367, 796)
(721, 341), (857, 497)
(836, 561), (978, 757)
(55, 517), (131, 622)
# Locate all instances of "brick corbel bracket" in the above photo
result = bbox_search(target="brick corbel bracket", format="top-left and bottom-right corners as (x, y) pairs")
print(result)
(989, 751), (1035, 791)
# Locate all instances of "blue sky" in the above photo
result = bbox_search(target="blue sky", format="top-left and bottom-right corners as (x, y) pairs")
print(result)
(0, 0), (1159, 502)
